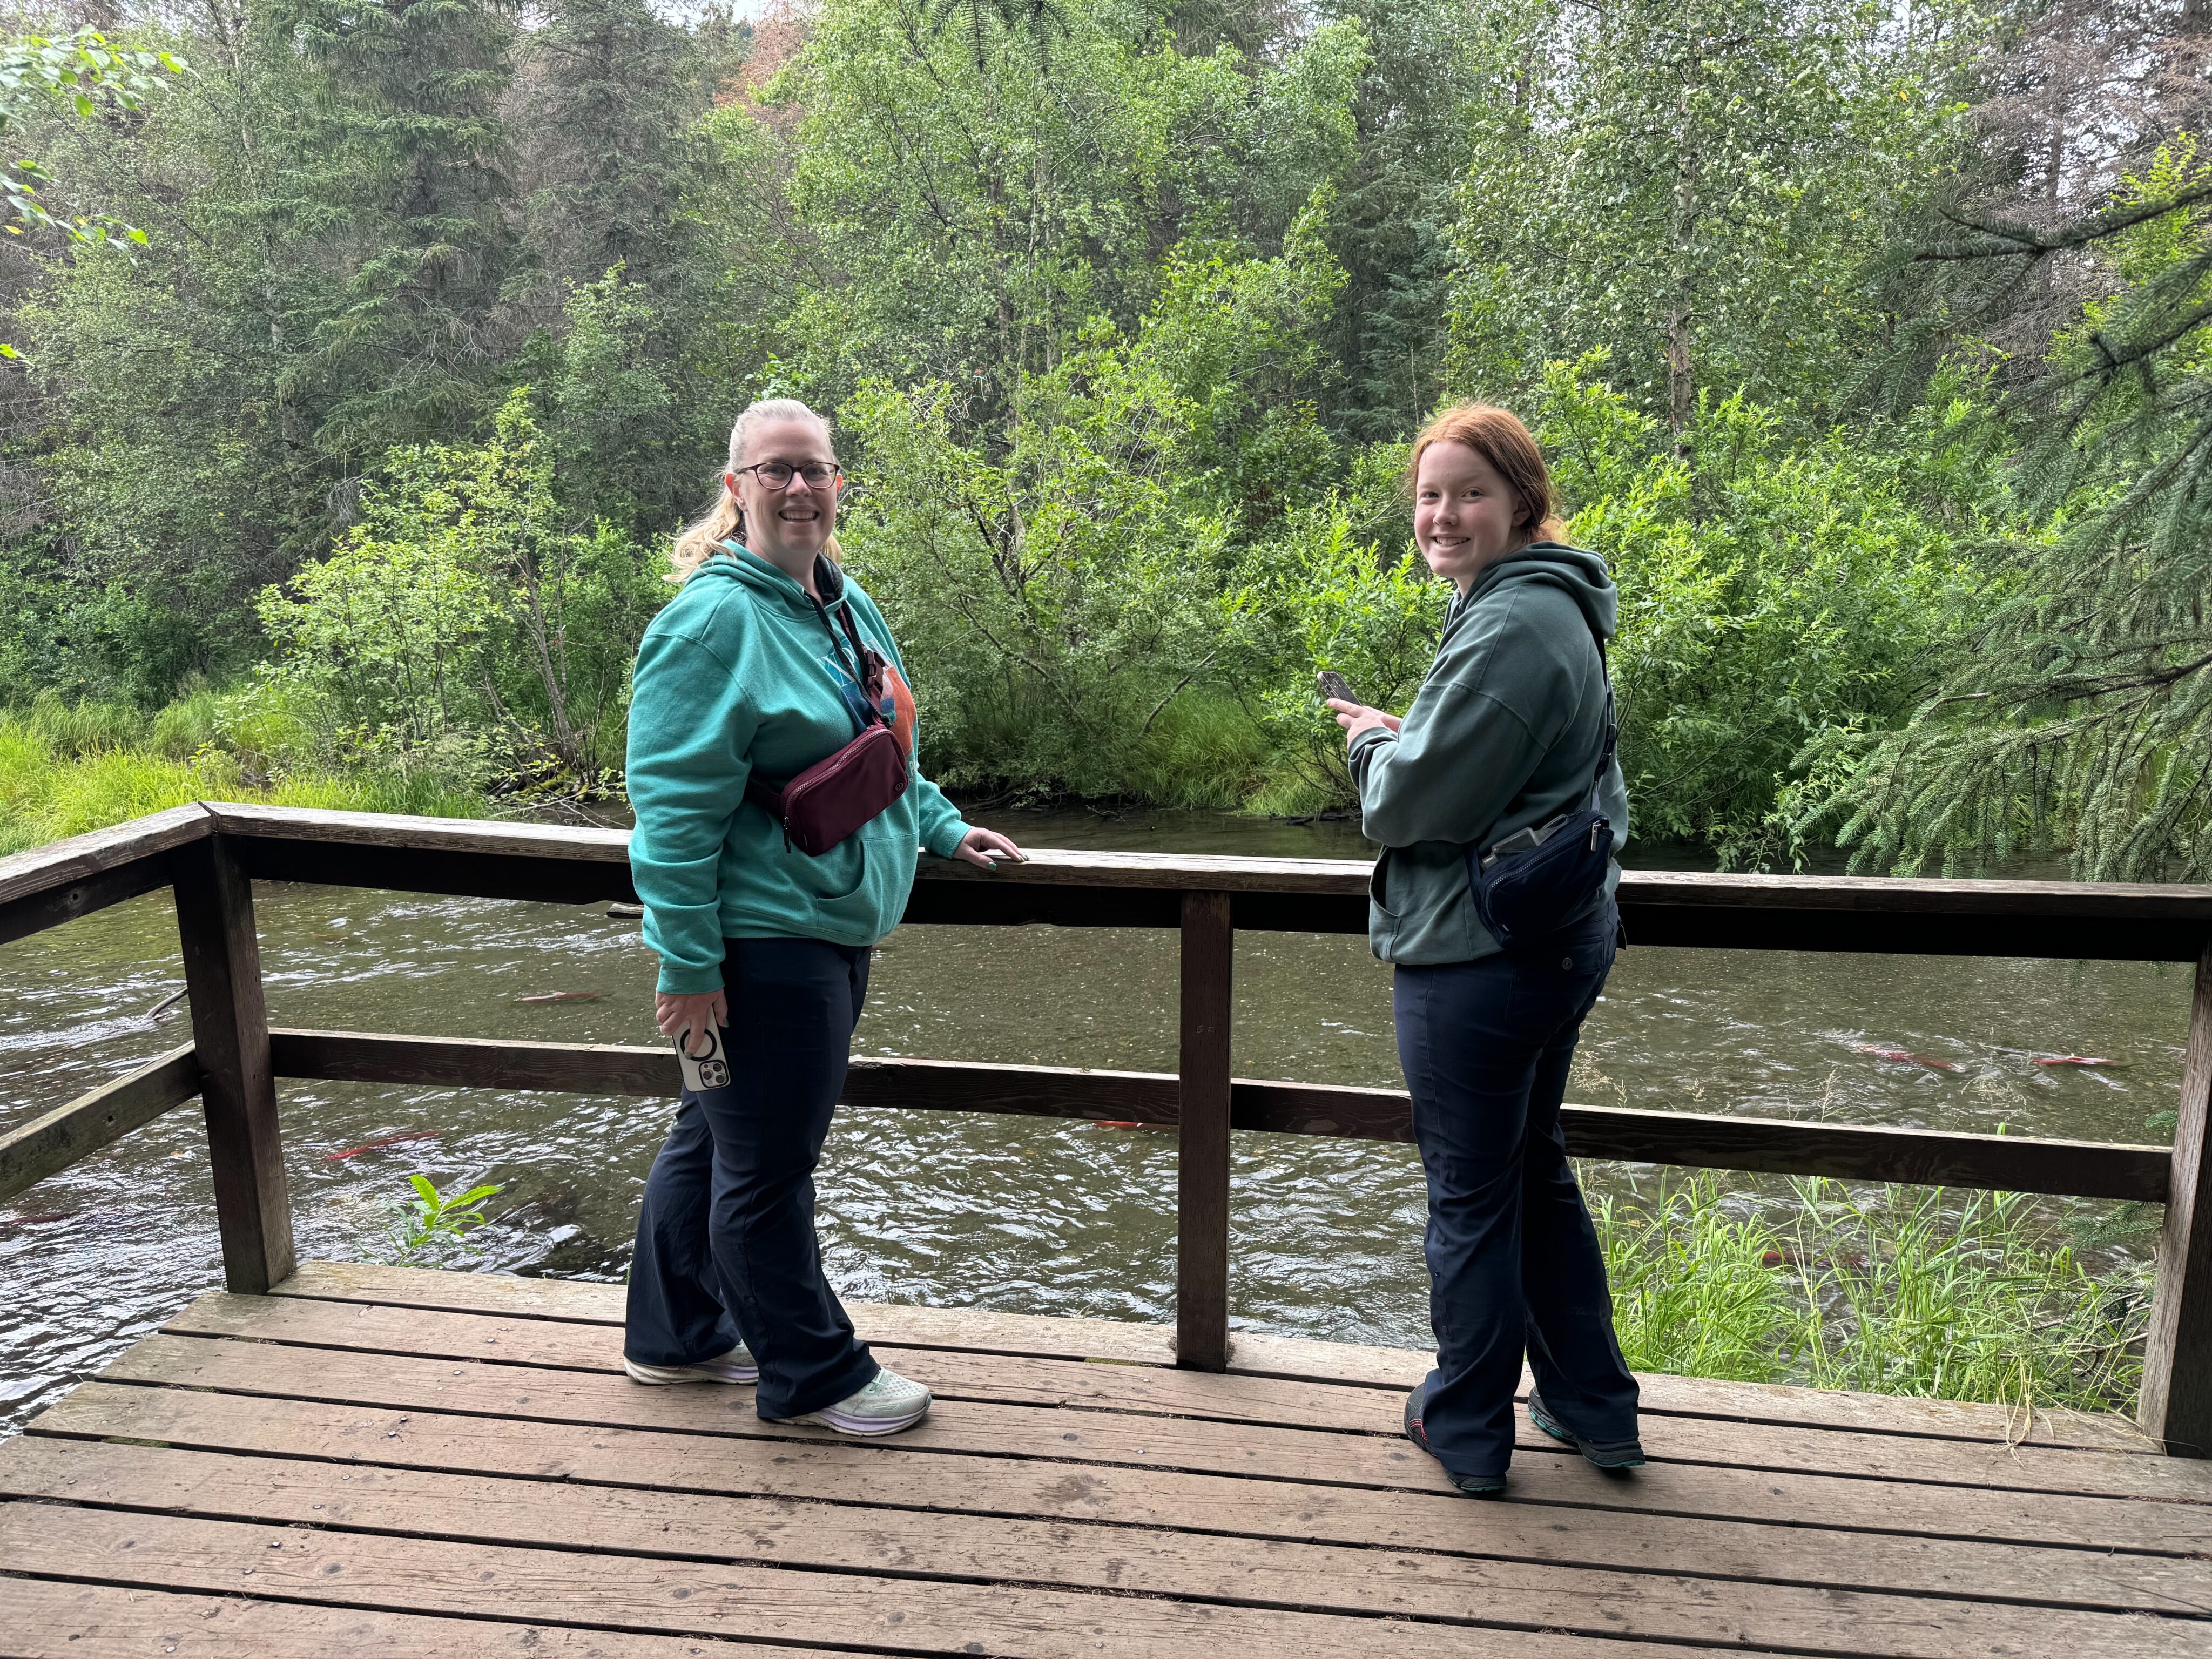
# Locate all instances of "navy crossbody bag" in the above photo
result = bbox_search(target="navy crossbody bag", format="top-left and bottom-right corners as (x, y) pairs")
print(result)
(1466, 637), (1617, 950)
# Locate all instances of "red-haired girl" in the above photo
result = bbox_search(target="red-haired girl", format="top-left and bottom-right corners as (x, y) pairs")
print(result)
(1329, 402), (1643, 1495)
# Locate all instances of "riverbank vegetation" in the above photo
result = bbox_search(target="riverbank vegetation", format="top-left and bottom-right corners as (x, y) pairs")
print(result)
(2, 0), (2207, 877)
(0, 692), (483, 855)
(1596, 1174), (2148, 1414)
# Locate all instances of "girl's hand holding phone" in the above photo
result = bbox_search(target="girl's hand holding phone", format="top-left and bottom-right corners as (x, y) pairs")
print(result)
(1327, 698), (1400, 741)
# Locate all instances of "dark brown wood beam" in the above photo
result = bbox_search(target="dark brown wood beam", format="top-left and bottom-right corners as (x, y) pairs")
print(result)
(263, 1030), (2170, 1202)
(0, 1043), (201, 1205)
(2142, 944), (2212, 1455)
(176, 835), (293, 1293)
(1177, 892), (1235, 1372)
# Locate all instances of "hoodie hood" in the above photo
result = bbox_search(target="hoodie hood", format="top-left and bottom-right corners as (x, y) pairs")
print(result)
(694, 541), (848, 617)
(1458, 540), (1616, 644)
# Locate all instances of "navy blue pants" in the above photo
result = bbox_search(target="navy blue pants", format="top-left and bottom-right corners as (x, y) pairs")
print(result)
(625, 936), (879, 1421)
(1393, 902), (1638, 1476)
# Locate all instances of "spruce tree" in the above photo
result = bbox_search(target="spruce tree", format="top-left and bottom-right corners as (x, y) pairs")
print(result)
(510, 0), (707, 300)
(284, 0), (520, 462)
(1809, 4), (2212, 880)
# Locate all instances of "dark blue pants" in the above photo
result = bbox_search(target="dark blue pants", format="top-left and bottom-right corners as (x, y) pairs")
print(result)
(625, 936), (879, 1421)
(1393, 903), (1638, 1476)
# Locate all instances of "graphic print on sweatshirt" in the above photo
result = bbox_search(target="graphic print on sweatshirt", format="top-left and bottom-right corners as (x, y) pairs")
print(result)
(820, 644), (917, 757)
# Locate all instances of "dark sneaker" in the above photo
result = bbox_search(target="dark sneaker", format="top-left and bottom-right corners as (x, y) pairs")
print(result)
(1403, 1380), (1507, 1497)
(1527, 1386), (1644, 1469)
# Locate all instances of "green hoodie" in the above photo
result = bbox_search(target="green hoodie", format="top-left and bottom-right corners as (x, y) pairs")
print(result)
(1348, 541), (1629, 965)
(626, 545), (971, 994)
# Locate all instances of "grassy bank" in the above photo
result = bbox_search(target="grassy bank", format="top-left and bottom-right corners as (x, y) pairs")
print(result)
(0, 695), (486, 856)
(1596, 1171), (2148, 1415)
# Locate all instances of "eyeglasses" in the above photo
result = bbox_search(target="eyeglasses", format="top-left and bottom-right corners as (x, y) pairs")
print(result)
(736, 461), (841, 490)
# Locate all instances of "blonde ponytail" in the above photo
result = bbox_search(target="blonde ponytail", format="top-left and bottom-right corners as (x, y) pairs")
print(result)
(669, 486), (741, 582)
(669, 396), (840, 583)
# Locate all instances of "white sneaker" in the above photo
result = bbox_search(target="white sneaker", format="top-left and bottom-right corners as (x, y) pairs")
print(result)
(623, 1344), (758, 1386)
(786, 1366), (932, 1436)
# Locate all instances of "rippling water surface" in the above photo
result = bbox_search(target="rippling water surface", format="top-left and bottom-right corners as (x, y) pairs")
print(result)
(0, 810), (2190, 1434)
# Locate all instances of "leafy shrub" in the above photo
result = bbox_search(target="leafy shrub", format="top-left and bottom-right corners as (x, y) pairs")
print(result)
(842, 201), (1345, 800)
(1535, 362), (1991, 862)
(257, 390), (663, 785)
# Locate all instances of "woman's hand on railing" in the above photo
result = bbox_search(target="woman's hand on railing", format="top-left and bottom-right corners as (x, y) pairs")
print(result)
(656, 990), (729, 1057)
(953, 826), (1027, 869)
(1328, 698), (1400, 744)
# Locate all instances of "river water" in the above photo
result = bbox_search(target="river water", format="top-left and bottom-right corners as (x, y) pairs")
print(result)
(0, 810), (2190, 1435)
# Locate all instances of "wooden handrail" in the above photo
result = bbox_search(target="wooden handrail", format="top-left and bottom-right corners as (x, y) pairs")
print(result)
(10, 803), (2212, 954)
(255, 1029), (2175, 1203)
(3, 803), (2209, 1447)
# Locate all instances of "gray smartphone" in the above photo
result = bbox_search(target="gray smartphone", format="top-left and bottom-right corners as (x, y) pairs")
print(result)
(675, 1023), (732, 1092)
(1316, 669), (1359, 705)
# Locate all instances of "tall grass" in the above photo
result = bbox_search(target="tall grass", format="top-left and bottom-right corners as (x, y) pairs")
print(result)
(1594, 1171), (2150, 1415)
(0, 693), (487, 855)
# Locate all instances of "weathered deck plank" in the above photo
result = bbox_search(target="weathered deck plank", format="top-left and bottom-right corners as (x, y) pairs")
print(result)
(33, 1382), (2204, 1609)
(271, 1259), (2167, 1454)
(0, 1501), (1758, 1659)
(171, 1289), (2180, 1459)
(116, 1323), (2212, 1508)
(0, 1576), (806, 1658)
(11, 1267), (2209, 1659)
(77, 1334), (2212, 1556)
(2, 1437), (2197, 1659)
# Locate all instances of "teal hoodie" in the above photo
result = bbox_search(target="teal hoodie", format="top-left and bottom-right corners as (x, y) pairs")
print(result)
(626, 545), (971, 993)
(1348, 541), (1629, 965)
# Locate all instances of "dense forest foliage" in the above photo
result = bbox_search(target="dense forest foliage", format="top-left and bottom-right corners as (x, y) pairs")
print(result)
(3, 0), (2209, 875)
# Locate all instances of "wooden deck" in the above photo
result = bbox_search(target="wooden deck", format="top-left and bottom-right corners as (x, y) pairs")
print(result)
(1, 1265), (2207, 1657)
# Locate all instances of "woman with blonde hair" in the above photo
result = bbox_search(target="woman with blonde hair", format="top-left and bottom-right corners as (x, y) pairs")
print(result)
(621, 396), (1023, 1435)
(1328, 402), (1641, 1495)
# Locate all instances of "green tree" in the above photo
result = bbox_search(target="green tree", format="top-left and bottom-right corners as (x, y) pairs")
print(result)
(1810, 134), (2212, 879)
(1314, 0), (1504, 442)
(8, 8), (353, 697)
(282, 0), (520, 459)
(259, 389), (662, 777)
(840, 196), (1345, 798)
(1449, 0), (1969, 434)
(511, 0), (710, 300)
(1, 26), (185, 355)
(759, 0), (1364, 441)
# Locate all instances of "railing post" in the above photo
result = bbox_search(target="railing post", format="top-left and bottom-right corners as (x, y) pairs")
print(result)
(174, 832), (294, 1294)
(2143, 941), (2212, 1455)
(1177, 889), (1233, 1371)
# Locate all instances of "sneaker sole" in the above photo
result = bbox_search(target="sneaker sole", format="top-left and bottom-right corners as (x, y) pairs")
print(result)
(1529, 1399), (1644, 1469)
(623, 1359), (759, 1386)
(792, 1401), (931, 1437)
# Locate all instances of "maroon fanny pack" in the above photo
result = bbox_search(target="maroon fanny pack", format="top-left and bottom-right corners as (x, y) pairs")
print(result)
(744, 597), (911, 856)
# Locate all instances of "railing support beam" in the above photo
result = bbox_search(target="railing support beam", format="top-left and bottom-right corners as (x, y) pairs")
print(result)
(175, 833), (294, 1294)
(2144, 942), (2212, 1455)
(1177, 890), (1233, 1371)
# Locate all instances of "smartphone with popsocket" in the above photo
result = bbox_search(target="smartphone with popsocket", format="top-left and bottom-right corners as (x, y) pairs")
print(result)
(1316, 669), (1359, 706)
(675, 1022), (732, 1093)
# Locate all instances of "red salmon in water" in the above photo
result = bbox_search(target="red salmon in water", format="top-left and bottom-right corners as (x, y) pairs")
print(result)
(323, 1130), (441, 1162)
(2033, 1055), (2123, 1067)
(1854, 1045), (1964, 1073)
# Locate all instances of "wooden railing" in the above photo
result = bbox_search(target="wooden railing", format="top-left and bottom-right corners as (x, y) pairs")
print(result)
(3, 802), (2209, 1453)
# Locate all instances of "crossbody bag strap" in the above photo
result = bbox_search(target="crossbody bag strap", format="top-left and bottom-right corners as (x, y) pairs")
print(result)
(810, 596), (886, 733)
